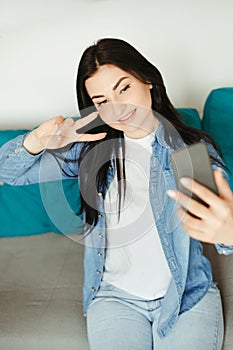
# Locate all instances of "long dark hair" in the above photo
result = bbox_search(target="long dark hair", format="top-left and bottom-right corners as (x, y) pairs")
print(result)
(59, 38), (225, 233)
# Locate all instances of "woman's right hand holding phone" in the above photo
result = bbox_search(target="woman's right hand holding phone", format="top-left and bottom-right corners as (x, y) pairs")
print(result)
(23, 112), (107, 155)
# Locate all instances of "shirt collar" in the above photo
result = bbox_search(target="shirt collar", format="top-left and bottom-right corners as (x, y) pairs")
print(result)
(152, 117), (187, 151)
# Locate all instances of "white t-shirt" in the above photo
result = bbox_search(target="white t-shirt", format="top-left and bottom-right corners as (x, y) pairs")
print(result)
(102, 131), (171, 300)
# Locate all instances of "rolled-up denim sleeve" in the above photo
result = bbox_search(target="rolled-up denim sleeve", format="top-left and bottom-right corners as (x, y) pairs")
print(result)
(215, 243), (233, 255)
(214, 149), (233, 255)
(0, 133), (80, 186)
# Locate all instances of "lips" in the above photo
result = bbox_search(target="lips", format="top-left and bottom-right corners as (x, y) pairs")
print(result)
(118, 108), (137, 124)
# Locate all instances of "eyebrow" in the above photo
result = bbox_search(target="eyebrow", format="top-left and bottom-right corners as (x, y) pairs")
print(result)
(91, 76), (129, 100)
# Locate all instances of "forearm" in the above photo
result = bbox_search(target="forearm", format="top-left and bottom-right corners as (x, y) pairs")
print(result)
(0, 133), (46, 185)
(0, 132), (81, 186)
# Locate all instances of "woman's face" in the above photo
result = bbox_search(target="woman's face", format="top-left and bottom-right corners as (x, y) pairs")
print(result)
(85, 64), (158, 138)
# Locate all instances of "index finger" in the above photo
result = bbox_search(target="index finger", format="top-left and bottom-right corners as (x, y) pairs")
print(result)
(74, 112), (99, 129)
(75, 132), (107, 142)
(214, 168), (233, 201)
(180, 177), (221, 207)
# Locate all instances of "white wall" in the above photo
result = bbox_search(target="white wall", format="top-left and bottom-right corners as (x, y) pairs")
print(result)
(0, 0), (233, 129)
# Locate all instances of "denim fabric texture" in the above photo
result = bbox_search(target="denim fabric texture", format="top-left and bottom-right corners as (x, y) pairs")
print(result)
(87, 281), (224, 349)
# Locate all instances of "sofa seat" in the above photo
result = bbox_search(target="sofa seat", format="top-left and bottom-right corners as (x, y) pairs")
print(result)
(0, 233), (233, 349)
(0, 233), (89, 350)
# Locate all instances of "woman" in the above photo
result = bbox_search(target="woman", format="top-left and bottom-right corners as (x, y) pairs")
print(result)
(1, 38), (233, 349)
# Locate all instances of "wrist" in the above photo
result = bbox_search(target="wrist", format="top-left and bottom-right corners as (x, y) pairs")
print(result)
(23, 130), (44, 155)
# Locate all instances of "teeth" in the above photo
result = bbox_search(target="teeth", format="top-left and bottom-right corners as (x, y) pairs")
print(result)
(120, 109), (135, 121)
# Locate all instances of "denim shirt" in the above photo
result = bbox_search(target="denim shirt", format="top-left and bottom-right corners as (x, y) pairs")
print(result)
(0, 123), (233, 338)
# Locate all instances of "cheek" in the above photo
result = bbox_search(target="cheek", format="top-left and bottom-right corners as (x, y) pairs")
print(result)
(143, 90), (152, 108)
(98, 110), (109, 122)
(133, 87), (152, 108)
(98, 111), (115, 127)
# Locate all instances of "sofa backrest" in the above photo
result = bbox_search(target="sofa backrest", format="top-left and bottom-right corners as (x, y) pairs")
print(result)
(202, 88), (233, 190)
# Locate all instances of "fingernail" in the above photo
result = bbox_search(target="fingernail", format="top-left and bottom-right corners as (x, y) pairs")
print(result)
(167, 190), (176, 198)
(180, 177), (191, 187)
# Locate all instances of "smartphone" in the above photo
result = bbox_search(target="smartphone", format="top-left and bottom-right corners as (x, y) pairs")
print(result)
(76, 114), (111, 135)
(170, 142), (218, 207)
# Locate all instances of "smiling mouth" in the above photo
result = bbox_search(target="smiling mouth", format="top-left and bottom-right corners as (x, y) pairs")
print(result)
(118, 108), (137, 123)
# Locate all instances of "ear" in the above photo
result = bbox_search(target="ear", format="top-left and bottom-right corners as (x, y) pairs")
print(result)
(145, 81), (153, 89)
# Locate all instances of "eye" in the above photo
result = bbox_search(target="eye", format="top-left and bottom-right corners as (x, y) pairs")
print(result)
(96, 99), (107, 107)
(119, 84), (130, 94)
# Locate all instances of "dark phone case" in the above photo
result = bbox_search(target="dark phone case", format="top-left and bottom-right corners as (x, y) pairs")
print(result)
(170, 142), (218, 207)
(76, 115), (110, 135)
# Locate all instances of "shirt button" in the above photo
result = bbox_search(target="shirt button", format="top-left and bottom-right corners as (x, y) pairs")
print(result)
(98, 213), (103, 218)
(98, 192), (102, 196)
(109, 165), (112, 170)
(98, 233), (103, 238)
(97, 251), (102, 256)
(91, 287), (96, 292)
(96, 269), (101, 274)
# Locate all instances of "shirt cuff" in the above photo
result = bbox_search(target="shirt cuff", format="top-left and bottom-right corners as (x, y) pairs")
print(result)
(6, 133), (45, 161)
(215, 243), (233, 255)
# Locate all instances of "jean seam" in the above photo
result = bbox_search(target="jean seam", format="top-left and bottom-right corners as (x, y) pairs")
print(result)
(212, 288), (222, 350)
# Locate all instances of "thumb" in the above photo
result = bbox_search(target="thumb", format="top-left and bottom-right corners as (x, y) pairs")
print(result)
(214, 168), (233, 200)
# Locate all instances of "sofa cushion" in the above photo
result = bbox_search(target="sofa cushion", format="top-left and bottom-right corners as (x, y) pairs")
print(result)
(0, 129), (82, 237)
(0, 179), (82, 237)
(39, 179), (83, 235)
(0, 129), (51, 237)
(177, 108), (202, 130)
(202, 88), (233, 189)
(0, 182), (52, 237)
(0, 129), (29, 147)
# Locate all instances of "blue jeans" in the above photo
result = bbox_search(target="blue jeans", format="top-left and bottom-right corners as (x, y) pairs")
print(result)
(87, 281), (224, 350)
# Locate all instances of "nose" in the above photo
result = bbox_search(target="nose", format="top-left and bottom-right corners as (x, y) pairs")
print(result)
(109, 102), (129, 118)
